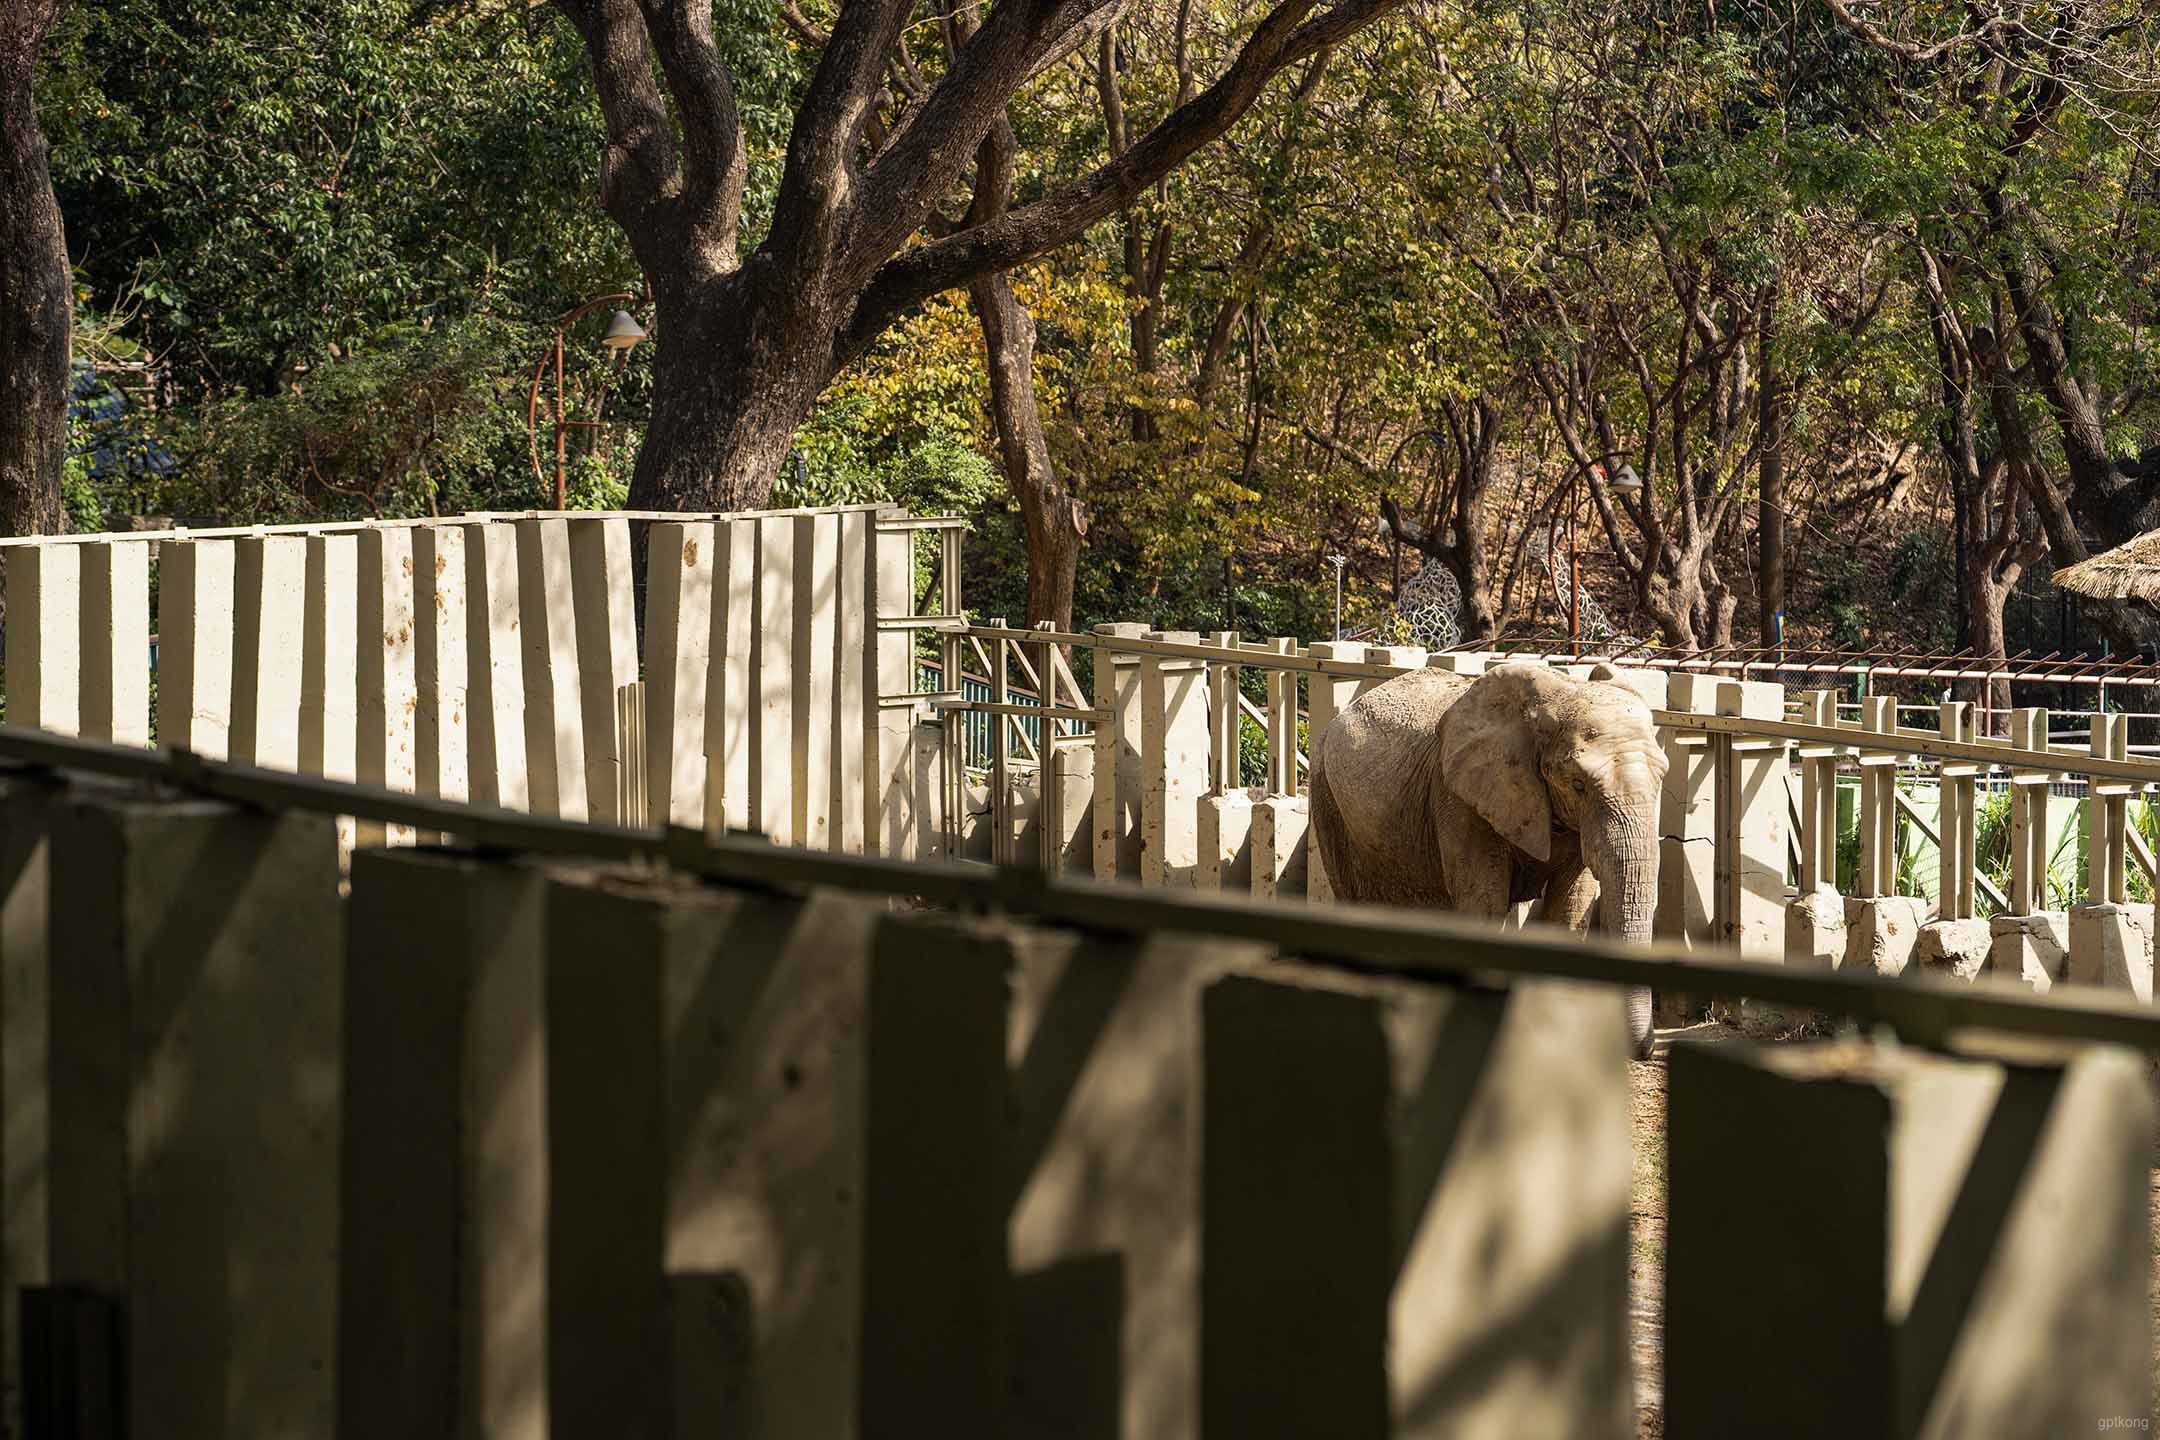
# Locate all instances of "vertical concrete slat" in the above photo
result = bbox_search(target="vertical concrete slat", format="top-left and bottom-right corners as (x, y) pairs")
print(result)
(1138, 631), (1208, 888)
(0, 776), (59, 1428)
(158, 538), (235, 759)
(569, 517), (639, 823)
(752, 516), (797, 844)
(1666, 1037), (2152, 1438)
(644, 522), (713, 829)
(871, 515), (915, 856)
(1203, 969), (1632, 1438)
(4, 543), (81, 737)
(413, 524), (471, 809)
(340, 849), (550, 1440)
(231, 534), (308, 771)
(356, 526), (419, 847)
(48, 794), (341, 1437)
(464, 522), (530, 812)
(832, 513), (869, 854)
(81, 541), (150, 747)
(1251, 795), (1309, 900)
(516, 517), (588, 821)
(793, 513), (839, 850)
(705, 519), (757, 835)
(1007, 927), (1270, 1440)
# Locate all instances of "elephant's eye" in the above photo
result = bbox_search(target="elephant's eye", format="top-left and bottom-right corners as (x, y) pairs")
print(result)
(1573, 780), (1587, 795)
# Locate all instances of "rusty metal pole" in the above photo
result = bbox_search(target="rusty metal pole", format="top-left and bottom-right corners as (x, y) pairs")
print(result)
(552, 329), (568, 510)
(1569, 471), (1581, 657)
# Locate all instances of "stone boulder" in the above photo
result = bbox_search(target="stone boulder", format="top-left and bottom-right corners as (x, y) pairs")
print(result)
(1843, 895), (1929, 978)
(1785, 886), (1847, 970)
(1915, 917), (1992, 982)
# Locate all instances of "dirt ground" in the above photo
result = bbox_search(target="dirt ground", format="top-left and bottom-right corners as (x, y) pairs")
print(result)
(1626, 1021), (2160, 1440)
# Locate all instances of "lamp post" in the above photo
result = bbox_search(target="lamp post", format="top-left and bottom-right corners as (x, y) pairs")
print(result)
(1565, 461), (1642, 656)
(1327, 553), (1348, 639)
(527, 295), (647, 509)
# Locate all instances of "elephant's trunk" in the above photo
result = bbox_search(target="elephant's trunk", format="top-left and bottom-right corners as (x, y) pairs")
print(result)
(1585, 807), (1658, 1060)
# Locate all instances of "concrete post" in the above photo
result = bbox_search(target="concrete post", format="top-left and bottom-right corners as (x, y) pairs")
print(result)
(1304, 641), (1365, 903)
(1659, 673), (1718, 951)
(411, 525), (470, 809)
(870, 515), (915, 857)
(568, 518), (640, 824)
(707, 518), (758, 835)
(4, 542), (80, 737)
(1796, 690), (1838, 894)
(793, 513), (839, 850)
(356, 525), (419, 845)
(1140, 630), (1208, 887)
(752, 516), (797, 844)
(1666, 1037), (2153, 1439)
(80, 541), (149, 747)
(1853, 695), (1897, 899)
(341, 848), (551, 1440)
(1357, 644), (1427, 695)
(1197, 792), (1254, 892)
(2007, 707), (2049, 915)
(1716, 679), (1788, 959)
(1937, 701), (1978, 920)
(2087, 712), (2128, 905)
(1202, 970), (1632, 1438)
(1251, 795), (1309, 900)
(644, 522), (714, 829)
(159, 538), (235, 760)
(462, 522), (529, 811)
(1208, 630), (1242, 794)
(515, 517), (588, 820)
(1092, 623), (1151, 879)
(48, 791), (340, 1438)
(1006, 927), (1269, 1439)
(1047, 742), (1096, 874)
(1264, 640), (1301, 797)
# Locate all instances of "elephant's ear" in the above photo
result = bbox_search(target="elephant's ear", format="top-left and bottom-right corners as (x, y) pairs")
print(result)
(1441, 669), (1555, 862)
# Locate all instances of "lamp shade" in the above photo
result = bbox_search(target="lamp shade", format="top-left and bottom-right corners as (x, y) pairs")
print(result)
(1608, 462), (1643, 494)
(600, 310), (647, 351)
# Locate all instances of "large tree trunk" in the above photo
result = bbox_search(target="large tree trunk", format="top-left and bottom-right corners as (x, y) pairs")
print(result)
(0, 0), (73, 635)
(1757, 280), (1785, 647)
(627, 277), (832, 512)
(970, 272), (1080, 629)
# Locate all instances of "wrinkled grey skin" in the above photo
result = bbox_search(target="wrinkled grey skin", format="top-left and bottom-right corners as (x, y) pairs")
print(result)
(1310, 661), (1669, 1058)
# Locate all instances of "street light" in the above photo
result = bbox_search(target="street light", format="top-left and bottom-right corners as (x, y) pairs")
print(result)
(527, 293), (646, 509)
(1565, 461), (1642, 657)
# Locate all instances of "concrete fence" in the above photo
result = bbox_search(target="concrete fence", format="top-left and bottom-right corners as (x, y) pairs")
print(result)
(13, 511), (2160, 1004)
(0, 729), (2154, 1438)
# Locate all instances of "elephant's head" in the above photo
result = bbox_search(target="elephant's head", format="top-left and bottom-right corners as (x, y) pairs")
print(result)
(1440, 662), (1669, 1056)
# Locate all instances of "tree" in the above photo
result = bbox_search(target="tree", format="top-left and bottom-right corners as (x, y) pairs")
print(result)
(549, 0), (1411, 518)
(0, 0), (72, 593)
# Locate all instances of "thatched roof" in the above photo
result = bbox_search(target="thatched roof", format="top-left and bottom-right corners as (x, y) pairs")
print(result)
(2051, 529), (2160, 603)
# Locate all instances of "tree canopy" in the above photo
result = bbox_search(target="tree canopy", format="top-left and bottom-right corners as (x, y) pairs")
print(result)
(14, 0), (2160, 670)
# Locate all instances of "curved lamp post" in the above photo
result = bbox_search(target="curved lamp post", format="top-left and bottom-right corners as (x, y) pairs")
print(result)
(526, 295), (648, 508)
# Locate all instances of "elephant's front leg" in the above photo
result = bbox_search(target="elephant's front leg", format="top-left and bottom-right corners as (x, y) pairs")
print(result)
(1533, 860), (1600, 933)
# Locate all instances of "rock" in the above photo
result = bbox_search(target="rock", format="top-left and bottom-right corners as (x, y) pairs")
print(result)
(1785, 886), (1847, 970)
(1914, 917), (1992, 982)
(1842, 895), (1928, 977)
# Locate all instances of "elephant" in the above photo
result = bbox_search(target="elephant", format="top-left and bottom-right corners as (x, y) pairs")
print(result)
(1309, 660), (1669, 1058)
